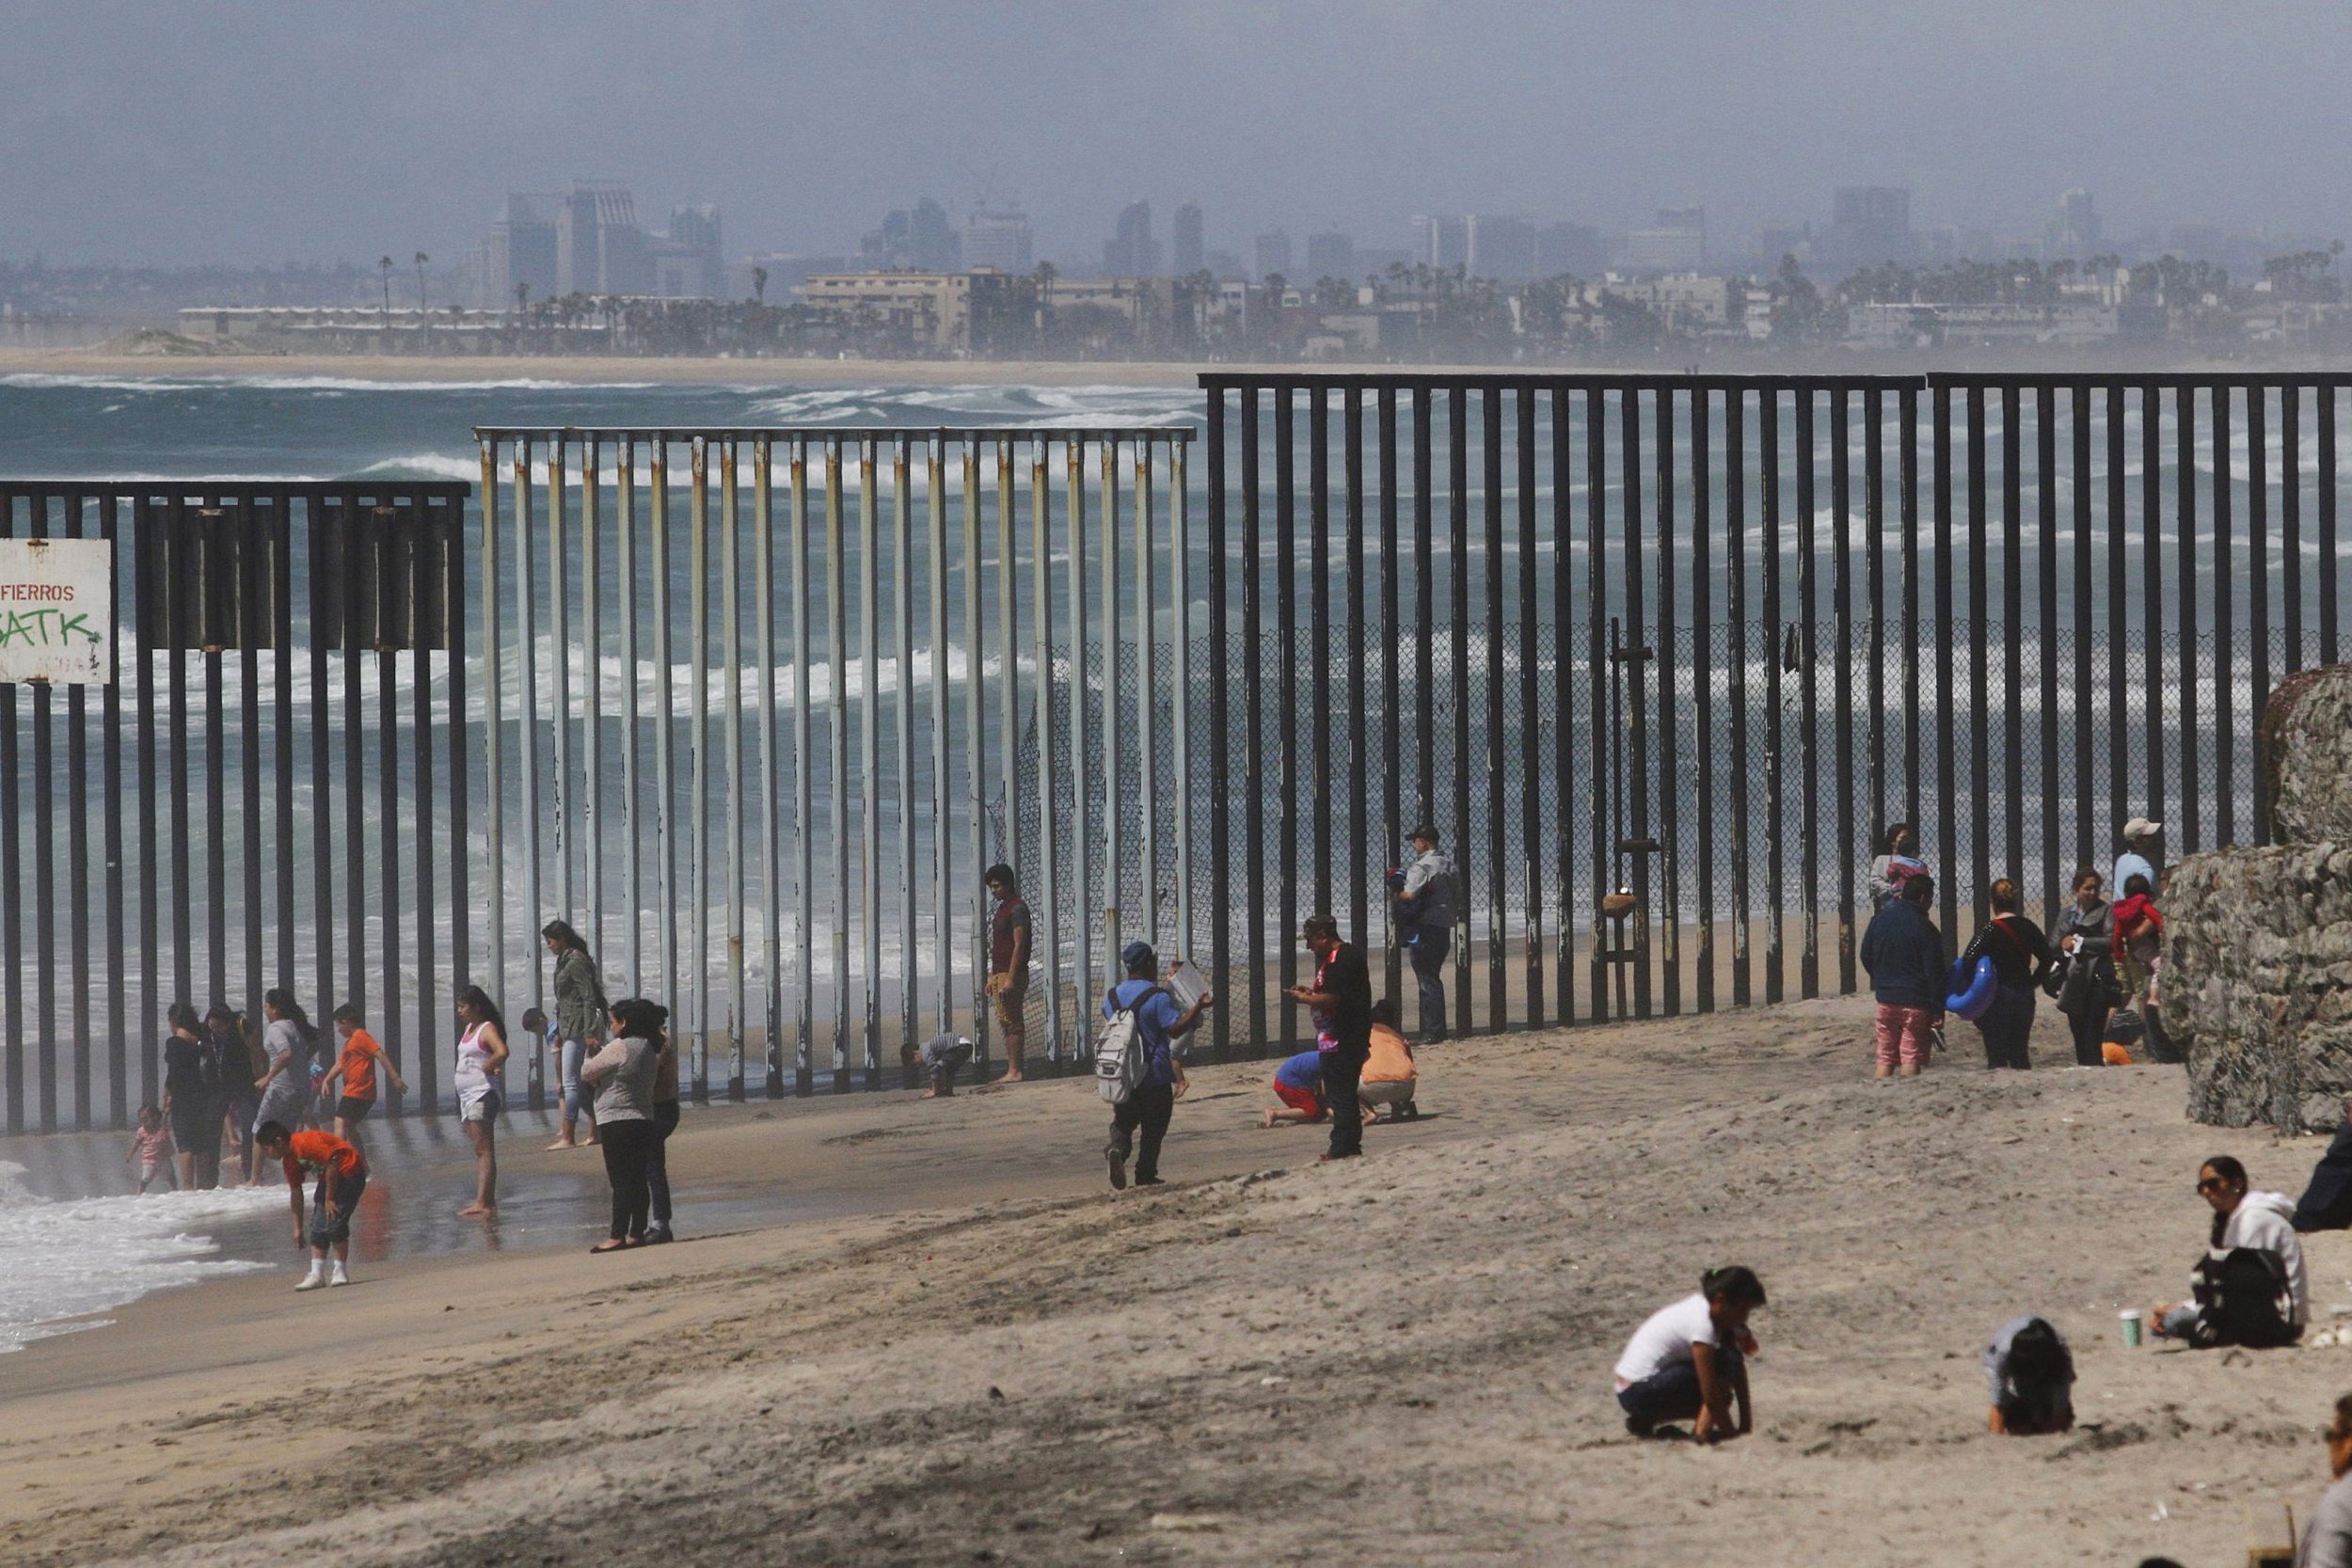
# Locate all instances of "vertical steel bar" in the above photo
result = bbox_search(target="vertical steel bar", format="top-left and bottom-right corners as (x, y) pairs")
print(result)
(514, 441), (542, 1096)
(1207, 397), (1231, 1058)
(998, 438), (1020, 879)
(961, 439), (986, 1069)
(1309, 389), (1330, 922)
(2142, 387), (2165, 836)
(1619, 386), (1651, 1018)
(792, 437), (816, 1093)
(895, 437), (918, 1072)
(103, 495), (128, 1127)
(2072, 385), (2095, 876)
(1486, 388), (1512, 1023)
(859, 438), (882, 1088)
(133, 494), (157, 1115)
(758, 437), (784, 1097)
(1761, 388), (1783, 1005)
(2106, 388), (2129, 857)
(1865, 390), (1886, 855)
(2178, 388), (2201, 855)
(832, 438), (854, 1087)
(1796, 388), (1820, 1002)
(2029, 388), (2052, 917)
(1451, 388), (1472, 1034)
(409, 500), (437, 1108)
(314, 491), (338, 1075)
(1278, 391), (1297, 1043)
(1832, 388), (1856, 995)
(1346, 397), (1370, 960)
(203, 585), (223, 1012)
(1933, 388), (1959, 939)
(447, 485), (469, 1078)
(1067, 436), (1093, 1056)
(1172, 439), (1195, 968)
(1240, 390), (1263, 1052)
(1136, 438), (1160, 955)
(1518, 388), (1545, 1021)
(2284, 387), (2303, 673)
(377, 550), (401, 1083)
(34, 498), (56, 1130)
(1104, 436), (1125, 993)
(1690, 388), (1713, 1014)
(66, 498), (92, 1126)
(690, 437), (712, 1100)
(1969, 388), (1992, 924)
(1030, 438), (1062, 1067)
(235, 499), (260, 1077)
(1, 496), (18, 1132)
(927, 436), (951, 1038)
(169, 499), (192, 1014)
(549, 438), (571, 930)
(584, 437), (603, 990)
(1901, 386), (1922, 836)
(724, 437), (748, 1097)
(1724, 389), (1750, 1009)
(1381, 390), (1405, 1008)
(341, 488), (363, 1037)
(2249, 388), (2271, 843)
(2215, 387), (2235, 847)
(2324, 388), (2341, 668)
(619, 438), (641, 996)
(652, 441), (678, 1073)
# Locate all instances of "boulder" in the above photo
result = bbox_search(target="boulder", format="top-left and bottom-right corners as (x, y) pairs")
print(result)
(2167, 842), (2352, 1131)
(2263, 664), (2352, 844)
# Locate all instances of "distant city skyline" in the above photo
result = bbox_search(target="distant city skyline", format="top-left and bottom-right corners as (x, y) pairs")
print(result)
(5, 1), (2352, 271)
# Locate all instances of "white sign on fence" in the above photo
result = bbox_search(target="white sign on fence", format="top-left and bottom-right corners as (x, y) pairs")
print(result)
(0, 538), (113, 686)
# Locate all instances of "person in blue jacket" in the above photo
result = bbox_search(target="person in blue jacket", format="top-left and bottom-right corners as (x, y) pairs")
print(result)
(1102, 941), (1213, 1191)
(1859, 872), (1946, 1078)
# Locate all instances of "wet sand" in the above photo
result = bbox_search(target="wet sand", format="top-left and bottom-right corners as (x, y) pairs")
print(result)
(3, 998), (2345, 1566)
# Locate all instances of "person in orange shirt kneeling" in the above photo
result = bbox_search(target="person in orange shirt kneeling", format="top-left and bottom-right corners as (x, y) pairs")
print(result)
(1358, 998), (1419, 1123)
(256, 1120), (369, 1291)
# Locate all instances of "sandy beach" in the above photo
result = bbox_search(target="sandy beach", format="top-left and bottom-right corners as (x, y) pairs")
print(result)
(2, 999), (2344, 1567)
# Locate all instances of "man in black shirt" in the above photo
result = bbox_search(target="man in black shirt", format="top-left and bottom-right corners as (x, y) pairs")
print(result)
(1291, 912), (1373, 1161)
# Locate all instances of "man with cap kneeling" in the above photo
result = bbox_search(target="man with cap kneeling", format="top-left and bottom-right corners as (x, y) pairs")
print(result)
(914, 1031), (975, 1099)
(1104, 940), (1214, 1190)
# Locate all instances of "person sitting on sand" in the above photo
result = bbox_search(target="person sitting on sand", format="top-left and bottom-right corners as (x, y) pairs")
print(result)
(2292, 1103), (2352, 1235)
(1613, 1266), (1766, 1442)
(1983, 1315), (2074, 1434)
(1264, 1049), (1326, 1127)
(914, 1032), (974, 1098)
(2300, 1392), (2352, 1568)
(2152, 1155), (2307, 1348)
(1358, 998), (1419, 1123)
(255, 1119), (367, 1291)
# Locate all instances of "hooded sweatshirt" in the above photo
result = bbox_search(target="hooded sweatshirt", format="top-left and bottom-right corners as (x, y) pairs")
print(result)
(2196, 1190), (2309, 1327)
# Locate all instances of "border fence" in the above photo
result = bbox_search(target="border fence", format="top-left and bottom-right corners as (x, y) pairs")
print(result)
(6, 371), (2350, 1132)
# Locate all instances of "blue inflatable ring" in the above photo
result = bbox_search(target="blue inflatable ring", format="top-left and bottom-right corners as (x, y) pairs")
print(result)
(1946, 954), (1998, 1021)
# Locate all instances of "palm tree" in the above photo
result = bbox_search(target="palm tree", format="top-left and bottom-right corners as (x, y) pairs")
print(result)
(752, 265), (769, 304)
(413, 252), (430, 309)
(378, 255), (394, 314)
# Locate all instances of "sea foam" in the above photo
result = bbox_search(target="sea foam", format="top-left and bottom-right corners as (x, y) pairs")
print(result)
(0, 1161), (279, 1353)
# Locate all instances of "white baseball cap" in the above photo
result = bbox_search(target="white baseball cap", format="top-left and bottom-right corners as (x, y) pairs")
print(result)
(2122, 816), (2162, 840)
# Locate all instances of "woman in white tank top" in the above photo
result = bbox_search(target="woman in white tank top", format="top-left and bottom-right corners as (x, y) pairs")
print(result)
(453, 985), (509, 1218)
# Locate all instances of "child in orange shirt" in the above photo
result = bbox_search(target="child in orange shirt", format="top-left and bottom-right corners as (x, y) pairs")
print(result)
(255, 1120), (369, 1291)
(318, 1005), (407, 1144)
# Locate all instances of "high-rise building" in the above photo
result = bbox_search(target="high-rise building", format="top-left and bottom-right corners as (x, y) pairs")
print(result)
(1305, 231), (1356, 280)
(1466, 215), (1538, 281)
(651, 204), (723, 298)
(1626, 208), (1706, 273)
(483, 193), (559, 307)
(963, 206), (1034, 273)
(1253, 230), (1293, 281)
(1412, 214), (1470, 271)
(1104, 201), (1160, 277)
(1534, 222), (1603, 278)
(863, 198), (961, 271)
(2047, 188), (2102, 261)
(1823, 186), (1912, 272)
(556, 181), (653, 295)
(1172, 201), (1204, 275)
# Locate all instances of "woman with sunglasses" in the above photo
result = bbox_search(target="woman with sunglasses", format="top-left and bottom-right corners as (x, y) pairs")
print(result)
(2152, 1156), (2306, 1348)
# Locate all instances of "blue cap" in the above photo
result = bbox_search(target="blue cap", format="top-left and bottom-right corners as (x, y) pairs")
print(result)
(1120, 940), (1157, 973)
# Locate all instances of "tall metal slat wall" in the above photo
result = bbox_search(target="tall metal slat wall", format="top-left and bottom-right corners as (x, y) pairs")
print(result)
(1191, 372), (2350, 1047)
(0, 482), (466, 1133)
(469, 428), (1198, 1102)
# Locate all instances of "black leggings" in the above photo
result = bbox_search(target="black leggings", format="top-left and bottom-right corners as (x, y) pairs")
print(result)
(647, 1100), (680, 1227)
(2066, 1004), (2107, 1067)
(600, 1118), (656, 1241)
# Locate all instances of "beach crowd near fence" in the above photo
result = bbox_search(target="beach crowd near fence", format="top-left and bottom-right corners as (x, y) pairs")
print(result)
(2, 370), (2348, 1135)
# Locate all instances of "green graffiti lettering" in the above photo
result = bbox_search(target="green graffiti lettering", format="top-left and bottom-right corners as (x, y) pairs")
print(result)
(55, 611), (95, 643)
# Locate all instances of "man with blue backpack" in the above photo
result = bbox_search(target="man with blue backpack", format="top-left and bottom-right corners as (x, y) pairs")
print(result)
(1098, 941), (1214, 1191)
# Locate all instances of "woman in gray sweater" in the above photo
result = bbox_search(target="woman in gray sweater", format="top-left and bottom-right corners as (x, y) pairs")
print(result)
(580, 998), (662, 1252)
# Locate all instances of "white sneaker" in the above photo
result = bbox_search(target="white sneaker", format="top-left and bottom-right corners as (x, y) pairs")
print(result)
(295, 1268), (326, 1291)
(328, 1263), (350, 1287)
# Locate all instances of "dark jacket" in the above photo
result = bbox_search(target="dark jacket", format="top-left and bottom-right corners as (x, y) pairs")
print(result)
(1861, 896), (1947, 1010)
(1963, 913), (2052, 991)
(1316, 941), (1375, 1055)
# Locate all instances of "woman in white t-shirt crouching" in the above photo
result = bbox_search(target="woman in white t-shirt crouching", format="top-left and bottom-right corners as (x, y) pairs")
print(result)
(1613, 1267), (1767, 1442)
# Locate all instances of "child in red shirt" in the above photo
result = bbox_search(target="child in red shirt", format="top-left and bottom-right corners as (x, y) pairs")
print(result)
(255, 1120), (369, 1291)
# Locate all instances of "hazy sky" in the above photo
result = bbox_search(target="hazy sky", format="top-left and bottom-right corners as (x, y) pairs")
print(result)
(4, 0), (2349, 267)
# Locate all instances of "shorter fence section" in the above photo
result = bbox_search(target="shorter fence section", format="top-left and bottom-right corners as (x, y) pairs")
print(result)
(471, 426), (1197, 1101)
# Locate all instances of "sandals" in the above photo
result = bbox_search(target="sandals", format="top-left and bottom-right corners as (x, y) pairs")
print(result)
(589, 1238), (638, 1254)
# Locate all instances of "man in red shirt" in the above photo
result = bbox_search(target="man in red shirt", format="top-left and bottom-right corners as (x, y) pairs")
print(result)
(255, 1120), (369, 1291)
